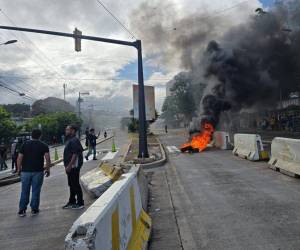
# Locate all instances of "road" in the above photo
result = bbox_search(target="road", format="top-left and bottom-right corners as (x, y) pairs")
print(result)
(148, 130), (300, 250)
(0, 129), (129, 250)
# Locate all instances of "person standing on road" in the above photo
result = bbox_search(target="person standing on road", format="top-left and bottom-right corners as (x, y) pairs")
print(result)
(165, 125), (168, 134)
(85, 128), (100, 161)
(85, 127), (89, 147)
(0, 143), (8, 170)
(104, 130), (107, 139)
(17, 129), (51, 217)
(62, 125), (85, 210)
(11, 139), (17, 172)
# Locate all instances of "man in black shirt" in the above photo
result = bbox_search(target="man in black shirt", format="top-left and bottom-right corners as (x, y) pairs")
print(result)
(85, 128), (100, 161)
(62, 125), (84, 210)
(17, 129), (51, 217)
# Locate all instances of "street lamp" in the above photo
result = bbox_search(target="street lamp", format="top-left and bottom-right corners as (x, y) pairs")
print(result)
(78, 91), (90, 137)
(0, 39), (17, 46)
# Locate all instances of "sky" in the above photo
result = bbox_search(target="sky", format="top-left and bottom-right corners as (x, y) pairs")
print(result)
(0, 0), (266, 113)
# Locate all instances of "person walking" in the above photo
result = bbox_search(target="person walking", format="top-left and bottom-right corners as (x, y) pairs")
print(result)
(0, 143), (8, 170)
(11, 139), (17, 172)
(85, 127), (89, 148)
(165, 124), (168, 134)
(62, 125), (84, 210)
(17, 129), (51, 217)
(85, 128), (100, 161)
(104, 130), (107, 139)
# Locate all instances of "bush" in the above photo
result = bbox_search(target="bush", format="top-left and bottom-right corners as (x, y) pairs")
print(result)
(0, 107), (18, 143)
(25, 112), (82, 143)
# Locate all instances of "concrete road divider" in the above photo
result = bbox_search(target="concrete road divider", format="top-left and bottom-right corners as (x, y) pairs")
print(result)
(80, 163), (122, 198)
(268, 137), (300, 177)
(213, 131), (233, 150)
(233, 134), (269, 161)
(65, 167), (152, 250)
(101, 163), (122, 182)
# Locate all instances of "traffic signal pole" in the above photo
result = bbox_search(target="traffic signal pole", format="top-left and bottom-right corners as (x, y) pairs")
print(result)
(0, 25), (149, 158)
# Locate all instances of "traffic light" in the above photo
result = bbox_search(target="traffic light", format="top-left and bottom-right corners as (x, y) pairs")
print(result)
(73, 28), (82, 52)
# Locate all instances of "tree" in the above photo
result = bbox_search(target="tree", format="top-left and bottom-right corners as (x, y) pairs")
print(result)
(0, 106), (18, 143)
(25, 112), (82, 143)
(32, 97), (74, 116)
(171, 79), (196, 121)
(2, 103), (31, 117)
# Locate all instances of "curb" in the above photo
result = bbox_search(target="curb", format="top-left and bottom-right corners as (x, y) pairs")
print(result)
(0, 174), (20, 187)
(141, 138), (167, 169)
(123, 137), (167, 170)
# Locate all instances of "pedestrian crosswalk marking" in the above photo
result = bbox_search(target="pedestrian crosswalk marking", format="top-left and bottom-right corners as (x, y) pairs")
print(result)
(101, 151), (118, 161)
(167, 146), (181, 153)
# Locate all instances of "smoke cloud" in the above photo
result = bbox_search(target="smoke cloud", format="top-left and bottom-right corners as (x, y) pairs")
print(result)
(131, 0), (300, 128)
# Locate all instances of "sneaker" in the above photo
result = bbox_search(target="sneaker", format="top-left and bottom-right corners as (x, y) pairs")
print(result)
(93, 158), (98, 161)
(18, 210), (26, 217)
(85, 156), (89, 161)
(31, 209), (39, 216)
(71, 204), (85, 210)
(62, 202), (75, 209)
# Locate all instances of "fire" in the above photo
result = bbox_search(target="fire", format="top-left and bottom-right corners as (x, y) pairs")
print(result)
(180, 122), (215, 152)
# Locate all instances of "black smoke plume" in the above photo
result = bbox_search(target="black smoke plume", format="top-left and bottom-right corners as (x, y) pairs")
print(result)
(199, 0), (300, 127)
(131, 0), (300, 128)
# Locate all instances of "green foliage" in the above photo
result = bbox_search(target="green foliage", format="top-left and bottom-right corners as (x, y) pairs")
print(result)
(0, 106), (18, 143)
(2, 103), (31, 117)
(161, 71), (207, 126)
(128, 118), (139, 133)
(25, 112), (82, 143)
(32, 97), (74, 116)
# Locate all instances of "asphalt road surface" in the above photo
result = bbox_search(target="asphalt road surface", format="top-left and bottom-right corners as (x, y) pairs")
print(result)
(148, 130), (300, 250)
(0, 130), (129, 250)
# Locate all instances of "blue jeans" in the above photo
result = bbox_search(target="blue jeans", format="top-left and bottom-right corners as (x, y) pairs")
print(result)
(19, 171), (44, 210)
(86, 146), (96, 159)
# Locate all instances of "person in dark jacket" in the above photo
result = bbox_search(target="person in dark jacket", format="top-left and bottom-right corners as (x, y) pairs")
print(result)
(0, 143), (8, 170)
(85, 128), (100, 161)
(85, 127), (89, 147)
(62, 125), (84, 210)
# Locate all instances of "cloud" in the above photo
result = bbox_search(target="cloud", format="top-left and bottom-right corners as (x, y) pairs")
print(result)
(0, 0), (262, 113)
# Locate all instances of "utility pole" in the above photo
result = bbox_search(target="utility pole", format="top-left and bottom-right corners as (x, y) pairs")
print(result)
(63, 83), (67, 100)
(88, 104), (94, 128)
(0, 25), (149, 158)
(78, 91), (90, 138)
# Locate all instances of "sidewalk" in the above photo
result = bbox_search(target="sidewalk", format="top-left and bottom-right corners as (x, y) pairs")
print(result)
(0, 158), (101, 250)
(146, 167), (182, 250)
(0, 130), (129, 250)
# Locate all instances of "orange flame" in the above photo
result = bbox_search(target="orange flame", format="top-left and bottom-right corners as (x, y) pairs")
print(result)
(180, 122), (215, 152)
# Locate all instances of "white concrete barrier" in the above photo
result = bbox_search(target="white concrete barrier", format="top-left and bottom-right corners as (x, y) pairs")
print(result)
(80, 167), (112, 198)
(65, 167), (151, 250)
(233, 134), (269, 161)
(268, 137), (300, 177)
(213, 131), (232, 150)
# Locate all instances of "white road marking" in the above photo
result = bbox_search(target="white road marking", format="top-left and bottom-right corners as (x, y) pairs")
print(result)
(167, 146), (181, 153)
(101, 151), (119, 161)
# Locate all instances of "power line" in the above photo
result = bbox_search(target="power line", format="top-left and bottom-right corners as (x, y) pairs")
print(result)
(0, 74), (173, 82)
(0, 8), (66, 81)
(196, 0), (254, 21)
(95, 0), (136, 39)
(0, 80), (36, 101)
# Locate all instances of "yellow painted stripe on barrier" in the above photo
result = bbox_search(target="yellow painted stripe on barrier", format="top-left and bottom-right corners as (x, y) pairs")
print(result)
(130, 186), (137, 230)
(100, 163), (122, 182)
(127, 209), (152, 250)
(112, 206), (120, 250)
(128, 185), (152, 250)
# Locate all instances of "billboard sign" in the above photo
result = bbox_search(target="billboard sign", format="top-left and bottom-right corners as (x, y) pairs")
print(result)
(133, 85), (155, 121)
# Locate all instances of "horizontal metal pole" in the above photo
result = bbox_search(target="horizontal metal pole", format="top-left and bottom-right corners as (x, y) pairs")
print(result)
(0, 25), (137, 48)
